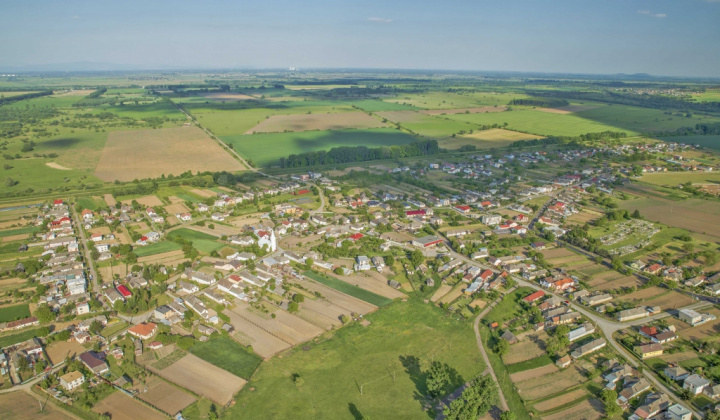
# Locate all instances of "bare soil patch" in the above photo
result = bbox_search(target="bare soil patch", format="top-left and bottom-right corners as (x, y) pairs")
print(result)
(533, 388), (588, 412)
(541, 398), (602, 420)
(224, 307), (292, 358)
(149, 353), (246, 405)
(420, 106), (508, 115)
(541, 248), (575, 259)
(245, 112), (388, 134)
(95, 126), (243, 182)
(125, 195), (163, 207)
(676, 308), (720, 341)
(504, 335), (546, 364)
(164, 202), (190, 214)
(537, 105), (599, 114)
(295, 277), (377, 315)
(199, 92), (256, 101)
(45, 162), (71, 170)
(641, 291), (693, 310)
(46, 340), (87, 365)
(138, 250), (185, 263)
(509, 364), (558, 383)
(99, 264), (127, 282)
(92, 392), (166, 420)
(2, 233), (30, 243)
(333, 271), (406, 300)
(136, 376), (196, 416)
(57, 89), (96, 96)
(231, 303), (323, 345)
(189, 188), (216, 198)
(104, 194), (117, 207)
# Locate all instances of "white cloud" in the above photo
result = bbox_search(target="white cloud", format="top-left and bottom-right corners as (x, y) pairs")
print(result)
(652, 13), (666, 18)
(637, 10), (666, 18)
(637, 10), (651, 15)
(367, 17), (392, 23)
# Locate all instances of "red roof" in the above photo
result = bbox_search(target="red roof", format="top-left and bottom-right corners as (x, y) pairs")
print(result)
(523, 290), (545, 303)
(81, 209), (93, 215)
(128, 322), (156, 338)
(406, 209), (426, 216)
(455, 205), (471, 211)
(481, 201), (492, 207)
(640, 326), (658, 337)
(349, 233), (364, 241)
(116, 285), (132, 297)
(480, 269), (494, 280)
(295, 189), (310, 195)
(53, 199), (64, 205)
(140, 236), (148, 241)
(553, 278), (574, 288)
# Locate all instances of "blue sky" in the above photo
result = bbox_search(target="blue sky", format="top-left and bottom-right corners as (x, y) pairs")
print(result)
(1, 0), (719, 77)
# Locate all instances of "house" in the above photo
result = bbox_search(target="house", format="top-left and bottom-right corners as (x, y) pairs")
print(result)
(570, 338), (606, 359)
(411, 235), (444, 248)
(372, 256), (385, 270)
(568, 323), (595, 342)
(59, 371), (85, 391)
(618, 379), (651, 405)
(664, 365), (689, 382)
(634, 343), (664, 359)
(556, 355), (572, 368)
(148, 341), (163, 351)
(481, 214), (502, 225)
(178, 280), (199, 294)
(127, 322), (157, 340)
(354, 256), (372, 271)
(683, 374), (710, 395)
(184, 295), (209, 319)
(116, 285), (132, 299)
(666, 404), (692, 420)
(580, 293), (612, 306)
(523, 290), (545, 304)
(631, 393), (671, 420)
(704, 383), (720, 399)
(500, 330), (518, 344)
(76, 301), (90, 315)
(79, 351), (109, 375)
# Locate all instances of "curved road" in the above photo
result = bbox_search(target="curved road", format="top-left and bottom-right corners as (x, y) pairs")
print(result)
(473, 293), (511, 412)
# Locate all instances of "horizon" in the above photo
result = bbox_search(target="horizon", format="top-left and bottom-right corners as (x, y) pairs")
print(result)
(2, 0), (719, 78)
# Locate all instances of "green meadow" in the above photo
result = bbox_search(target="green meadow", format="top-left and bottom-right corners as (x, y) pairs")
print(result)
(228, 298), (484, 419)
(222, 128), (418, 167)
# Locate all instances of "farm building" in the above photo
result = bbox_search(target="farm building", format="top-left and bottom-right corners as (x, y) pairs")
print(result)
(411, 235), (444, 248)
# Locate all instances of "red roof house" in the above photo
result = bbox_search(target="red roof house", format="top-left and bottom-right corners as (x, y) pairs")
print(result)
(116, 285), (132, 298)
(53, 199), (64, 206)
(348, 233), (364, 241)
(523, 290), (546, 303)
(406, 209), (426, 217)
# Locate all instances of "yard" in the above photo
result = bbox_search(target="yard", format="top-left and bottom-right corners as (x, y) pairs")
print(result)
(189, 336), (262, 379)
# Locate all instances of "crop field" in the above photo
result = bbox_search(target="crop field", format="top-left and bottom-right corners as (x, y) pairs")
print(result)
(92, 391), (166, 420)
(384, 91), (524, 109)
(137, 249), (187, 265)
(503, 334), (546, 364)
(587, 271), (641, 291)
(665, 133), (720, 150)
(229, 298), (484, 419)
(692, 89), (720, 102)
(190, 337), (263, 379)
(166, 228), (222, 253)
(94, 126), (243, 181)
(532, 388), (588, 412)
(0, 391), (75, 420)
(150, 353), (247, 405)
(133, 241), (182, 257)
(224, 309), (292, 358)
(295, 298), (346, 330)
(390, 113), (482, 138)
(0, 157), (102, 196)
(136, 376), (196, 416)
(0, 303), (30, 322)
(542, 399), (602, 420)
(245, 111), (388, 134)
(430, 284), (453, 302)
(333, 271), (406, 300)
(508, 363), (558, 382)
(574, 104), (720, 133)
(222, 128), (418, 167)
(420, 106), (508, 115)
(445, 108), (628, 137)
(231, 302), (325, 345)
(304, 271), (392, 307)
(198, 92), (257, 100)
(639, 171), (720, 187)
(514, 365), (586, 400)
(439, 128), (542, 150)
(0, 327), (45, 348)
(619, 197), (720, 238)
(537, 104), (600, 114)
(639, 290), (693, 310)
(351, 99), (418, 112)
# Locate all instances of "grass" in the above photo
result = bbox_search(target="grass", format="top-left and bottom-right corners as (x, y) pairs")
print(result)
(222, 128), (419, 167)
(0, 226), (39, 238)
(76, 197), (105, 211)
(189, 336), (262, 379)
(506, 354), (553, 374)
(351, 100), (418, 112)
(658, 135), (720, 151)
(166, 228), (223, 253)
(0, 327), (45, 348)
(0, 303), (30, 322)
(639, 171), (720, 186)
(484, 287), (533, 325)
(229, 298), (484, 419)
(303, 270), (393, 307)
(100, 320), (129, 338)
(152, 348), (187, 370)
(133, 241), (182, 257)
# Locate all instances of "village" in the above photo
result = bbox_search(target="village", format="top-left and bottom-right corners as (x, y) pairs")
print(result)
(0, 138), (719, 420)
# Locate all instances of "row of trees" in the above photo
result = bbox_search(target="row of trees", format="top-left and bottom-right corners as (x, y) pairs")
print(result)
(279, 140), (441, 168)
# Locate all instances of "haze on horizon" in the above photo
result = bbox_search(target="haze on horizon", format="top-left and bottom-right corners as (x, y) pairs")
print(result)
(1, 0), (719, 78)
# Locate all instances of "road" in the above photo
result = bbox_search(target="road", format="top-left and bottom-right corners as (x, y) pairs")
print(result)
(310, 186), (326, 215)
(70, 205), (99, 297)
(0, 362), (65, 394)
(473, 293), (511, 412)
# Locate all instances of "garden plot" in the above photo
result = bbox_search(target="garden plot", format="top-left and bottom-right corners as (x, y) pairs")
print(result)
(92, 392), (166, 420)
(231, 303), (324, 345)
(99, 264), (127, 282)
(514, 365), (587, 400)
(149, 353), (246, 405)
(46, 340), (87, 364)
(244, 112), (388, 134)
(430, 284), (453, 302)
(533, 388), (588, 412)
(104, 194), (117, 207)
(0, 391), (74, 419)
(296, 298), (348, 329)
(541, 248), (576, 259)
(333, 271), (406, 300)
(598, 220), (660, 255)
(136, 376), (196, 416)
(503, 333), (547, 364)
(587, 271), (641, 291)
(295, 277), (377, 314)
(509, 364), (558, 382)
(223, 307), (292, 358)
(164, 202), (190, 214)
(541, 398), (603, 420)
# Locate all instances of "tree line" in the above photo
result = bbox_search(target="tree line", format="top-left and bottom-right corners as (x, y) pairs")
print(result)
(649, 122), (720, 137)
(508, 97), (569, 108)
(510, 131), (627, 148)
(279, 139), (441, 168)
(0, 90), (53, 106)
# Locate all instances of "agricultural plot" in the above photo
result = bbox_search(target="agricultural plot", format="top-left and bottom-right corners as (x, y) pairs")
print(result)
(673, 308), (720, 341)
(133, 241), (182, 257)
(439, 128), (542, 150)
(514, 365), (587, 400)
(333, 271), (406, 300)
(198, 92), (256, 101)
(230, 299), (484, 419)
(304, 271), (392, 307)
(223, 308), (292, 358)
(541, 399), (602, 420)
(221, 128), (418, 167)
(587, 271), (641, 291)
(532, 388), (588, 412)
(166, 228), (222, 253)
(386, 113), (482, 138)
(230, 302), (324, 346)
(136, 376), (196, 416)
(351, 100), (418, 112)
(0, 303), (30, 322)
(537, 104), (600, 114)
(245, 111), (388, 134)
(420, 106), (508, 115)
(150, 353), (246, 405)
(574, 104), (720, 134)
(658, 135), (720, 151)
(92, 392), (166, 420)
(508, 363), (558, 382)
(430, 284), (453, 302)
(503, 333), (547, 364)
(296, 298), (344, 330)
(95, 126), (243, 181)
(0, 391), (75, 420)
(619, 197), (720, 238)
(190, 337), (262, 379)
(45, 340), (87, 365)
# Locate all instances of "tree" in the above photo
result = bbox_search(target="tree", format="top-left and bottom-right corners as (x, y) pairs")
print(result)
(410, 250), (424, 268)
(632, 209), (641, 219)
(292, 293), (305, 303)
(89, 320), (103, 335)
(288, 302), (299, 313)
(494, 339), (510, 356)
(426, 361), (450, 398)
(444, 375), (498, 420)
(705, 409), (720, 420)
(385, 255), (395, 267)
(500, 412), (516, 420)
(34, 305), (54, 323)
(600, 389), (621, 418)
(341, 314), (351, 324)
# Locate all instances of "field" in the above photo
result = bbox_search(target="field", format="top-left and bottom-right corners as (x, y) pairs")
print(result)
(439, 128), (542, 150)
(304, 271), (392, 307)
(503, 334), (547, 364)
(222, 128), (418, 167)
(619, 197), (720, 238)
(541, 399), (602, 420)
(224, 309), (292, 358)
(133, 241), (182, 257)
(514, 365), (587, 400)
(0, 303), (30, 322)
(150, 353), (247, 405)
(420, 106), (508, 115)
(245, 111), (388, 134)
(0, 391), (75, 420)
(659, 135), (720, 151)
(377, 111), (481, 138)
(332, 270), (406, 300)
(45, 340), (87, 365)
(532, 388), (588, 412)
(136, 376), (196, 416)
(166, 228), (222, 253)
(229, 302), (325, 347)
(189, 337), (262, 379)
(508, 363), (558, 382)
(0, 327), (44, 348)
(94, 126), (243, 181)
(229, 298), (485, 419)
(92, 391), (166, 420)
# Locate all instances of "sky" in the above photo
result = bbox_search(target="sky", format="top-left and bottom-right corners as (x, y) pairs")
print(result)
(1, 0), (719, 77)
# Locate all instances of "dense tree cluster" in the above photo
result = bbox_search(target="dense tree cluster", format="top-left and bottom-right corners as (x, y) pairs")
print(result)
(508, 98), (569, 107)
(280, 140), (440, 168)
(0, 90), (53, 106)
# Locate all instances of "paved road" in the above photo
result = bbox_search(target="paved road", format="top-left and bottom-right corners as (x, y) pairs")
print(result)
(70, 205), (100, 298)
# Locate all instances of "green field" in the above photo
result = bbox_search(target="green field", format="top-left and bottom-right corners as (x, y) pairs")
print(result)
(166, 228), (222, 253)
(229, 298), (484, 419)
(304, 270), (393, 307)
(574, 105), (720, 134)
(0, 226), (39, 238)
(189, 337), (262, 379)
(384, 91), (527, 109)
(133, 241), (182, 257)
(382, 113), (481, 138)
(506, 354), (553, 374)
(0, 304), (31, 322)
(222, 128), (419, 167)
(0, 327), (44, 348)
(483, 287), (534, 325)
(351, 100), (418, 112)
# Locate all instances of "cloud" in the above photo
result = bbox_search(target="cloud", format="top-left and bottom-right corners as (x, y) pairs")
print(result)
(637, 10), (666, 18)
(367, 17), (392, 23)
